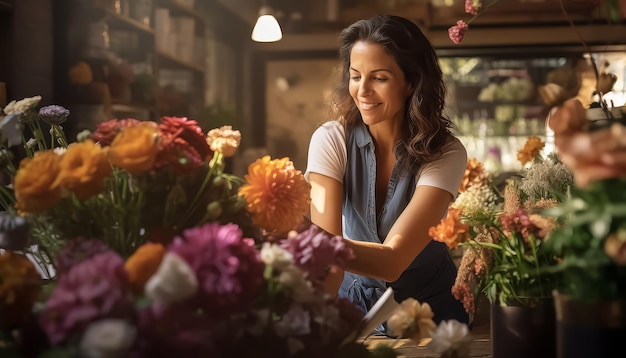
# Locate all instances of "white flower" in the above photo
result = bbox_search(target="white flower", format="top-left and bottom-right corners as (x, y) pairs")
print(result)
(79, 319), (136, 358)
(25, 138), (37, 149)
(2, 95), (41, 115)
(387, 298), (436, 343)
(144, 252), (198, 303)
(428, 319), (472, 357)
(53, 147), (67, 156)
(206, 125), (241, 158)
(277, 269), (317, 303)
(260, 242), (294, 271)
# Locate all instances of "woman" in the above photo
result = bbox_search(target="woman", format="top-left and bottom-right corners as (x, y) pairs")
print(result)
(305, 15), (469, 328)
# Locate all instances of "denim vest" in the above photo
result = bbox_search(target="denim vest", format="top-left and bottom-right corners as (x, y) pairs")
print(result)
(338, 121), (468, 326)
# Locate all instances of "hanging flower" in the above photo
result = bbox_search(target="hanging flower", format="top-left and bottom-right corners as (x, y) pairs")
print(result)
(108, 122), (159, 175)
(56, 140), (112, 200)
(14, 150), (63, 214)
(448, 20), (469, 45)
(387, 298), (436, 343)
(239, 156), (311, 233)
(206, 125), (241, 158)
(465, 0), (482, 15)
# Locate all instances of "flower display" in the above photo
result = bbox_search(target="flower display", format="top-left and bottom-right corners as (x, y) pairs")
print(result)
(0, 96), (392, 357)
(429, 137), (573, 313)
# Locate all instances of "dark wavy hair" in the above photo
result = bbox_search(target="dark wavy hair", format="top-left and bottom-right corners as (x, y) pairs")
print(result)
(330, 14), (455, 174)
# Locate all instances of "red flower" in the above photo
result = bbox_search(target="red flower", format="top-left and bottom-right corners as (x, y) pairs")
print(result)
(90, 118), (142, 146)
(159, 116), (212, 162)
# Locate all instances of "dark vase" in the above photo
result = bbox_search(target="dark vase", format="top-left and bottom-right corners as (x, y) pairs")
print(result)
(553, 294), (626, 358)
(490, 301), (557, 358)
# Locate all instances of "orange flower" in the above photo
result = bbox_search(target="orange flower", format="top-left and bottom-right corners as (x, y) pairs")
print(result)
(56, 140), (112, 200)
(0, 251), (41, 329)
(206, 126), (241, 158)
(458, 158), (489, 194)
(125, 242), (166, 294)
(238, 156), (311, 233)
(14, 150), (63, 214)
(428, 207), (470, 249)
(109, 122), (159, 175)
(517, 136), (545, 167)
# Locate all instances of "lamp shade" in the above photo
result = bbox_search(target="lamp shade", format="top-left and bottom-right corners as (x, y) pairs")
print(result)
(251, 6), (282, 42)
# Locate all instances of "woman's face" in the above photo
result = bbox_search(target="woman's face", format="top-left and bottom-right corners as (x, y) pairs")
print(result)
(348, 41), (412, 127)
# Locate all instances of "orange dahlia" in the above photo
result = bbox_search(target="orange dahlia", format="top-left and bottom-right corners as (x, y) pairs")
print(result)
(428, 207), (470, 249)
(517, 136), (545, 167)
(458, 158), (489, 194)
(238, 156), (311, 233)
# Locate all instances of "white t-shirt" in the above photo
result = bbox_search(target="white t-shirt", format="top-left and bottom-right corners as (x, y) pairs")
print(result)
(305, 121), (467, 199)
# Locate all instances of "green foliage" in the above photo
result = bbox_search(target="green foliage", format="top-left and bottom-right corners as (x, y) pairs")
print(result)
(544, 177), (626, 300)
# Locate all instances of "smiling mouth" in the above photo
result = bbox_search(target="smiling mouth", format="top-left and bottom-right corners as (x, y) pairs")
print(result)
(359, 102), (380, 110)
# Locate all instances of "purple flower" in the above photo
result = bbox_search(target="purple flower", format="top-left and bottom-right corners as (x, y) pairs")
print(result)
(54, 237), (110, 276)
(168, 222), (264, 314)
(39, 105), (70, 125)
(39, 251), (133, 344)
(134, 303), (218, 358)
(280, 225), (354, 283)
(448, 20), (469, 45)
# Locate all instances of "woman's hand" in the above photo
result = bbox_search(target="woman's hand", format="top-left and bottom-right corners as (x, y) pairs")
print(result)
(550, 99), (626, 187)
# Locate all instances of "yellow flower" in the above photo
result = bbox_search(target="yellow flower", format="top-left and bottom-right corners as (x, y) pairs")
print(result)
(56, 140), (112, 200)
(0, 251), (41, 329)
(206, 126), (241, 158)
(14, 150), (63, 214)
(458, 158), (489, 194)
(125, 242), (166, 294)
(238, 156), (311, 233)
(517, 136), (545, 167)
(387, 298), (436, 343)
(108, 122), (159, 175)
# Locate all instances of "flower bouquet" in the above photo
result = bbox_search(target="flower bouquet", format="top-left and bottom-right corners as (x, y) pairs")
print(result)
(0, 96), (395, 357)
(429, 137), (573, 311)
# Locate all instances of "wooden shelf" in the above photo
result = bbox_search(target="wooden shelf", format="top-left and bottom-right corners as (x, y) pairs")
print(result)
(157, 0), (203, 22)
(98, 5), (155, 35)
(157, 50), (204, 73)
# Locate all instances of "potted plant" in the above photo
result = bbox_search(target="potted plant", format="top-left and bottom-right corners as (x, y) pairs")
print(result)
(429, 137), (573, 358)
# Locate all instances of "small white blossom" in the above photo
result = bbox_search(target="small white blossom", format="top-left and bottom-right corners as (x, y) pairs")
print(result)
(2, 95), (41, 115)
(277, 269), (317, 303)
(452, 184), (499, 218)
(260, 243), (294, 271)
(428, 319), (472, 357)
(53, 147), (67, 156)
(25, 138), (37, 148)
(145, 252), (198, 303)
(79, 319), (136, 358)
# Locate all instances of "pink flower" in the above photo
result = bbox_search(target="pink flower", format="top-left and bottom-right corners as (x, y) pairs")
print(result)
(154, 135), (203, 175)
(135, 303), (218, 357)
(54, 237), (110, 276)
(168, 223), (264, 314)
(39, 251), (133, 344)
(465, 0), (481, 15)
(448, 20), (469, 45)
(280, 225), (354, 284)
